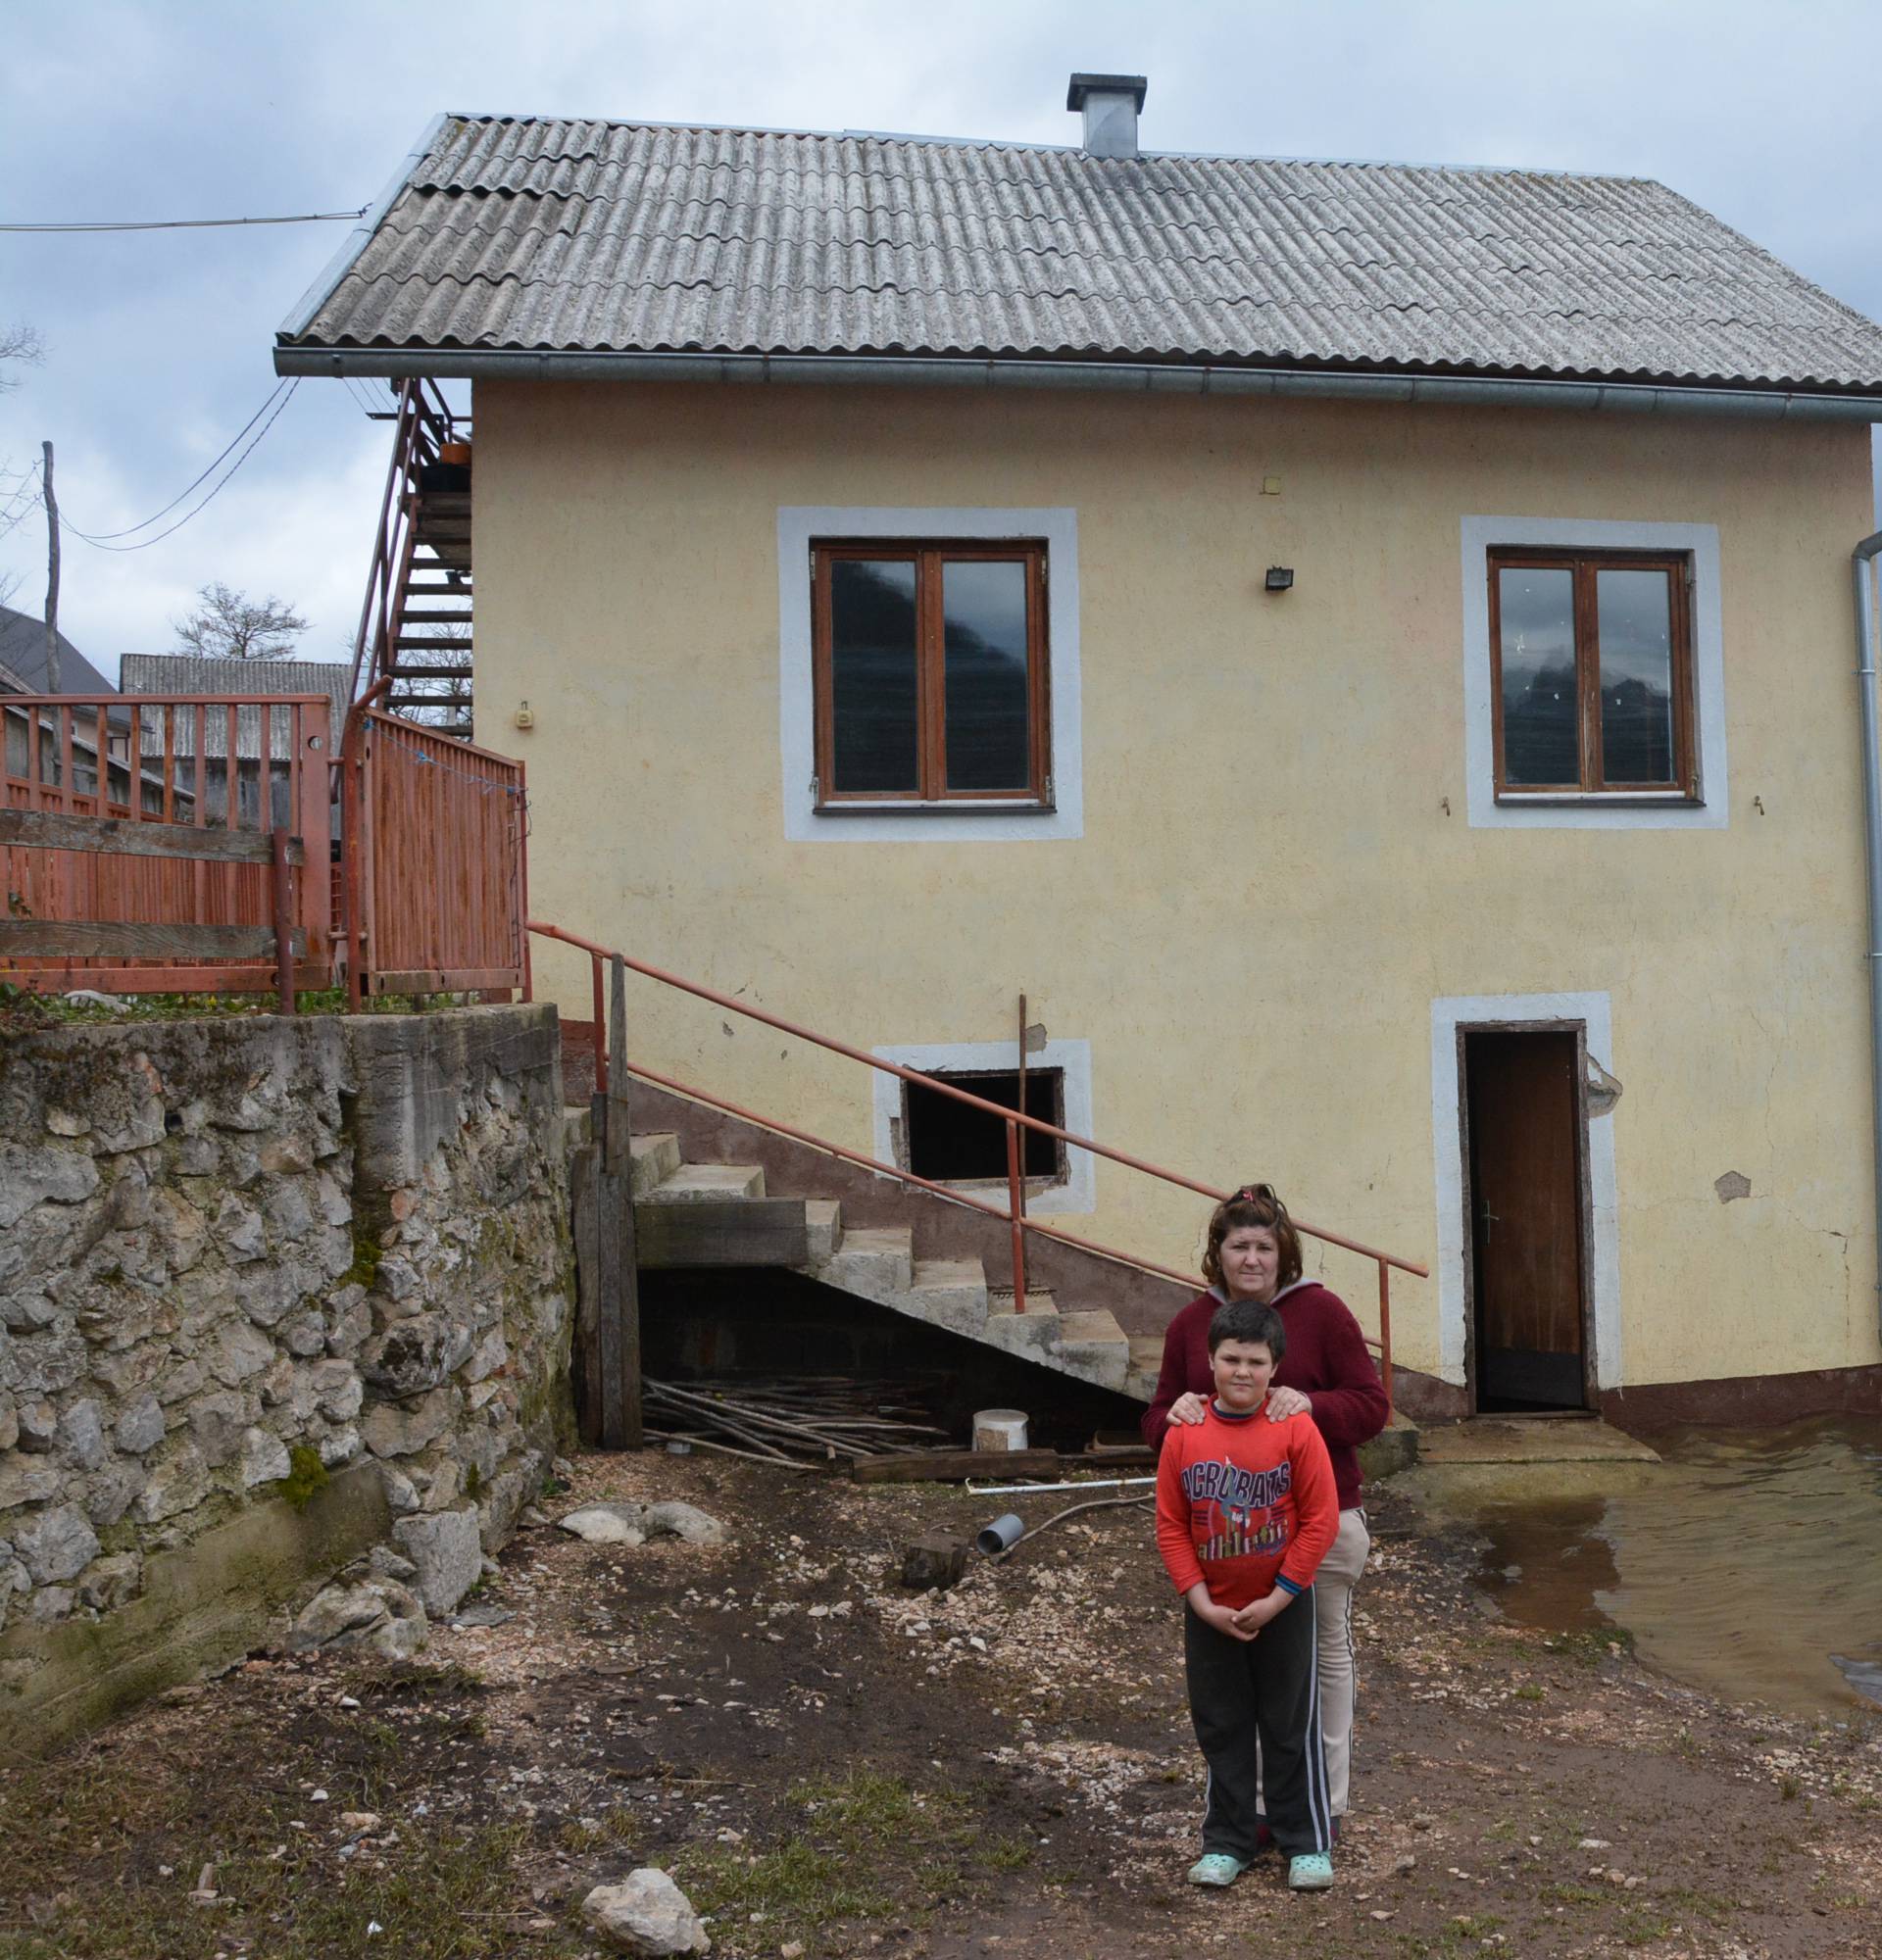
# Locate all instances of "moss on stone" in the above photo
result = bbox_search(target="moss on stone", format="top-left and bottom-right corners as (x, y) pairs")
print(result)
(275, 1446), (329, 1512)
(339, 1225), (384, 1293)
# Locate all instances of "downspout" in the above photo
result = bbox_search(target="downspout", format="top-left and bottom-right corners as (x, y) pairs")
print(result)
(1854, 527), (1882, 1340)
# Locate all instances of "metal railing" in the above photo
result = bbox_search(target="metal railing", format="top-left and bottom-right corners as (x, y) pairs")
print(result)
(529, 921), (1426, 1404)
(348, 375), (461, 705)
(2, 693), (331, 997)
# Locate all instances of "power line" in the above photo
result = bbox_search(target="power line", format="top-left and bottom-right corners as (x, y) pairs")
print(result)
(0, 208), (368, 234)
(62, 379), (301, 553)
(61, 381), (292, 542)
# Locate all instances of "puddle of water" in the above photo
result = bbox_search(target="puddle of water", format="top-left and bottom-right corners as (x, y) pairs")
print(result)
(1404, 1415), (1882, 1716)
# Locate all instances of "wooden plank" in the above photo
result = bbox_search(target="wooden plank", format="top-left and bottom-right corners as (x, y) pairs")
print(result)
(604, 958), (642, 1447)
(570, 1140), (602, 1449)
(0, 806), (300, 865)
(851, 1447), (1062, 1486)
(596, 1166), (629, 1448)
(633, 1199), (812, 1269)
(0, 920), (307, 960)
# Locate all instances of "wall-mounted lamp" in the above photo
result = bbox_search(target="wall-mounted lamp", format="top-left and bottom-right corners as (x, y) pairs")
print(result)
(1264, 566), (1295, 592)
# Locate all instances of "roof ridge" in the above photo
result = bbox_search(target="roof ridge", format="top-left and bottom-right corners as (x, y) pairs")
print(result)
(426, 111), (1660, 187)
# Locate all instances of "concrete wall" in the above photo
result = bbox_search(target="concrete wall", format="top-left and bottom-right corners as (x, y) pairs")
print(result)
(0, 1004), (573, 1747)
(473, 377), (1880, 1400)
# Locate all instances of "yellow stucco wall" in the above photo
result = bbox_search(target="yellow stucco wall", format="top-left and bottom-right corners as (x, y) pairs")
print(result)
(471, 378), (1880, 1394)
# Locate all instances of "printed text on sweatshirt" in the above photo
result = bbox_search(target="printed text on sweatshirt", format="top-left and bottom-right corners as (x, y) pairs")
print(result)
(1155, 1400), (1339, 1612)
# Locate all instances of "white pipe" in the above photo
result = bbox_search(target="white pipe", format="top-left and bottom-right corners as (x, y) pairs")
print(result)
(966, 1472), (1158, 1495)
(1853, 529), (1882, 1339)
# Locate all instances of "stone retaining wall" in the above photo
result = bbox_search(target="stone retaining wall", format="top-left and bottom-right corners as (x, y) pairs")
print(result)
(0, 1002), (574, 1748)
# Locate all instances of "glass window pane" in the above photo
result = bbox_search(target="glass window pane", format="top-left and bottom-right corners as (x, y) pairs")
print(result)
(942, 560), (1030, 791)
(829, 559), (919, 793)
(1597, 568), (1675, 786)
(1498, 566), (1579, 786)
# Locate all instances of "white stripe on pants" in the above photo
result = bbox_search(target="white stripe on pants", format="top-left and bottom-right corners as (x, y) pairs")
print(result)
(1256, 1505), (1372, 1819)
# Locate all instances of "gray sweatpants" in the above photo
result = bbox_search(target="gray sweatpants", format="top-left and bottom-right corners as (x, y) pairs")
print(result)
(1184, 1586), (1333, 1860)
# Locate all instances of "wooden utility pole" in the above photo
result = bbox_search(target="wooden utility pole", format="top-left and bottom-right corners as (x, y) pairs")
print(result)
(41, 441), (60, 692)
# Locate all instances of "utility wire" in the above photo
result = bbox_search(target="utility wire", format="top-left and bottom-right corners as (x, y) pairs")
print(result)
(61, 379), (301, 553)
(0, 208), (368, 233)
(60, 381), (291, 542)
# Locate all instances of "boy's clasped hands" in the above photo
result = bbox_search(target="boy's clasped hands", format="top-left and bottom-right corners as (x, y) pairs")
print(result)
(1184, 1582), (1291, 1642)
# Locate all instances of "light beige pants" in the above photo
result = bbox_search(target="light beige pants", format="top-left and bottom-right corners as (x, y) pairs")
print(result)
(1257, 1505), (1372, 1819)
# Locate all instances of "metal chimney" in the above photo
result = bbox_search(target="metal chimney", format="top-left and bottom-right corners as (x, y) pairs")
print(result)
(1066, 73), (1148, 161)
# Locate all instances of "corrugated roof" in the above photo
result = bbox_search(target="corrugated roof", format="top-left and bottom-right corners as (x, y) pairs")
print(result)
(120, 655), (350, 761)
(281, 116), (1882, 394)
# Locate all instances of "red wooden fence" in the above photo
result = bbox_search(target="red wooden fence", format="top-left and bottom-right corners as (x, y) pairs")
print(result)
(1, 695), (332, 994)
(341, 706), (526, 1002)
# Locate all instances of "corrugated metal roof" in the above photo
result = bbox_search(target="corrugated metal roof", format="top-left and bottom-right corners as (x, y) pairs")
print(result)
(120, 655), (350, 760)
(281, 116), (1882, 394)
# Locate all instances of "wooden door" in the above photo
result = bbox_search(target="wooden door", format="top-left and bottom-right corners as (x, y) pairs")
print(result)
(1464, 1029), (1588, 1411)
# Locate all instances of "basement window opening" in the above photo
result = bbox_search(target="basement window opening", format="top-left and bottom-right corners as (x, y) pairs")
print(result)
(903, 1068), (1065, 1186)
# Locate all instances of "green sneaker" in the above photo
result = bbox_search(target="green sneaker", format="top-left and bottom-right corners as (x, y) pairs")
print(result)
(1288, 1851), (1334, 1891)
(1187, 1851), (1249, 1887)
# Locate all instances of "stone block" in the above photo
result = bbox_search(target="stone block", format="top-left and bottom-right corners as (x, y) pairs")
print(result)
(75, 1551), (142, 1612)
(212, 1195), (266, 1262)
(318, 1426), (361, 1467)
(391, 1508), (483, 1616)
(580, 1870), (711, 1955)
(16, 1398), (58, 1452)
(282, 1313), (327, 1359)
(360, 1386), (454, 1459)
(0, 1143), (100, 1231)
(187, 1392), (252, 1469)
(14, 1504), (101, 1585)
(84, 1461), (146, 1527)
(0, 1457), (63, 1512)
(115, 1394), (166, 1456)
(361, 1313), (476, 1398)
(309, 1361), (364, 1423)
(133, 1445), (209, 1524)
(208, 1321), (274, 1390)
(58, 1399), (107, 1472)
(239, 1428), (291, 1489)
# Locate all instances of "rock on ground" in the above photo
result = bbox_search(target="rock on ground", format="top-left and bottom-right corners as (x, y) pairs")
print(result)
(558, 1499), (728, 1548)
(391, 1508), (483, 1616)
(287, 1578), (428, 1660)
(580, 1869), (711, 1954)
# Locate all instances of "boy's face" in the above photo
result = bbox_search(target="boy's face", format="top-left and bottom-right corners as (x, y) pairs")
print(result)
(1211, 1336), (1277, 1411)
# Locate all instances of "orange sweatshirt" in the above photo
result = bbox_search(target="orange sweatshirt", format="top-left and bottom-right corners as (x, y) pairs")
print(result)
(1155, 1397), (1340, 1610)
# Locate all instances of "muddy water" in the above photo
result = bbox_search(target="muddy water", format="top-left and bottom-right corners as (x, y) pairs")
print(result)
(1406, 1416), (1882, 1715)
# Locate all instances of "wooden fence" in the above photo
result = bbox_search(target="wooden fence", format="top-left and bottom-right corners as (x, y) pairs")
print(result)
(341, 706), (527, 1002)
(1, 695), (331, 996)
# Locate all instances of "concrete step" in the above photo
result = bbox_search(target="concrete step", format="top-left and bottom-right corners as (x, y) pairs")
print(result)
(629, 1132), (682, 1198)
(1053, 1307), (1132, 1392)
(983, 1294), (1063, 1366)
(647, 1162), (766, 1203)
(906, 1258), (991, 1339)
(1126, 1333), (1165, 1402)
(817, 1225), (914, 1298)
(804, 1199), (842, 1263)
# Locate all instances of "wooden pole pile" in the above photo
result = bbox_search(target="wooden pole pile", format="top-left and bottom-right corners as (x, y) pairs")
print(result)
(643, 1374), (950, 1467)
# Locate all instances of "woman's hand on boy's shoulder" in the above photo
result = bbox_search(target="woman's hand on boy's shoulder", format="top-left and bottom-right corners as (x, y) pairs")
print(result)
(1264, 1387), (1311, 1423)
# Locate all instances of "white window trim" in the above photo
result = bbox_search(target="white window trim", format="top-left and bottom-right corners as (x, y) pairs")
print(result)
(1430, 991), (1622, 1391)
(869, 1038), (1095, 1215)
(777, 506), (1083, 842)
(1461, 515), (1727, 829)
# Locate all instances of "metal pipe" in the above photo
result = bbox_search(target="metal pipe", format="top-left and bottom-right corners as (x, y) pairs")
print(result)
(968, 1473), (1158, 1496)
(1006, 1117), (1028, 1313)
(275, 344), (1882, 424)
(1853, 530), (1882, 1339)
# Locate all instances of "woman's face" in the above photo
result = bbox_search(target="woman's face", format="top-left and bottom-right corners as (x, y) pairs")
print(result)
(1217, 1224), (1281, 1303)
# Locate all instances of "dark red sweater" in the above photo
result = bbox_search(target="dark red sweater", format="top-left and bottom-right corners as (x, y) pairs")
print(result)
(1140, 1280), (1388, 1511)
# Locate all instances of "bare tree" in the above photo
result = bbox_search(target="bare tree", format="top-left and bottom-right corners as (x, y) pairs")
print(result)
(0, 320), (42, 391)
(172, 581), (309, 662)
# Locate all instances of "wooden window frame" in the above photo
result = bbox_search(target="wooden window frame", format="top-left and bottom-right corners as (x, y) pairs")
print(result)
(811, 539), (1051, 810)
(1487, 548), (1698, 801)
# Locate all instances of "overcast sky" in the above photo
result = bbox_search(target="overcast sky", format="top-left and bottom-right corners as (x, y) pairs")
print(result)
(3, 0), (1880, 681)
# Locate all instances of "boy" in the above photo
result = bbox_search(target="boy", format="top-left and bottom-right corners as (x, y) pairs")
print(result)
(1155, 1297), (1340, 1891)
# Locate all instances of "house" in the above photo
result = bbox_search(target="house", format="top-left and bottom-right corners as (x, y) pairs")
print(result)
(273, 77), (1882, 1425)
(119, 653), (349, 836)
(0, 604), (146, 805)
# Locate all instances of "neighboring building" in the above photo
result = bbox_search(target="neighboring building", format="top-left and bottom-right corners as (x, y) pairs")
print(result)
(119, 654), (348, 834)
(273, 79), (1882, 1422)
(0, 604), (118, 701)
(0, 603), (138, 796)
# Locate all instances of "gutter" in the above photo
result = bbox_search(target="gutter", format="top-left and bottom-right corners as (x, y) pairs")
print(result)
(1854, 527), (1882, 1340)
(272, 344), (1882, 422)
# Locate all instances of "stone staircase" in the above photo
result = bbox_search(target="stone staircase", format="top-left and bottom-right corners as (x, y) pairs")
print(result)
(565, 1106), (1156, 1398)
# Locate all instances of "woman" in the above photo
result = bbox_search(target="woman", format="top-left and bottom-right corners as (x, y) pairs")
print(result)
(1142, 1183), (1388, 1834)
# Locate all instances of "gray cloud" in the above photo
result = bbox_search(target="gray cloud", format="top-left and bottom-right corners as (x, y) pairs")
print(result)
(3, 0), (1878, 678)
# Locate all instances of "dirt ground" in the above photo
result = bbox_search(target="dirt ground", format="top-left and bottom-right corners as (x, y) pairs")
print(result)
(5, 1449), (1881, 1960)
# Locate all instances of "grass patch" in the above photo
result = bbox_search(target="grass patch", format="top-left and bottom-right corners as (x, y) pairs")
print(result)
(0, 1752), (576, 1960)
(1512, 1683), (1546, 1702)
(1541, 1628), (1635, 1668)
(676, 1769), (1010, 1947)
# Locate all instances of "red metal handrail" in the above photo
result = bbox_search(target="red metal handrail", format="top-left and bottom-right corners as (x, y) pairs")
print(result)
(530, 920), (1423, 1405)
